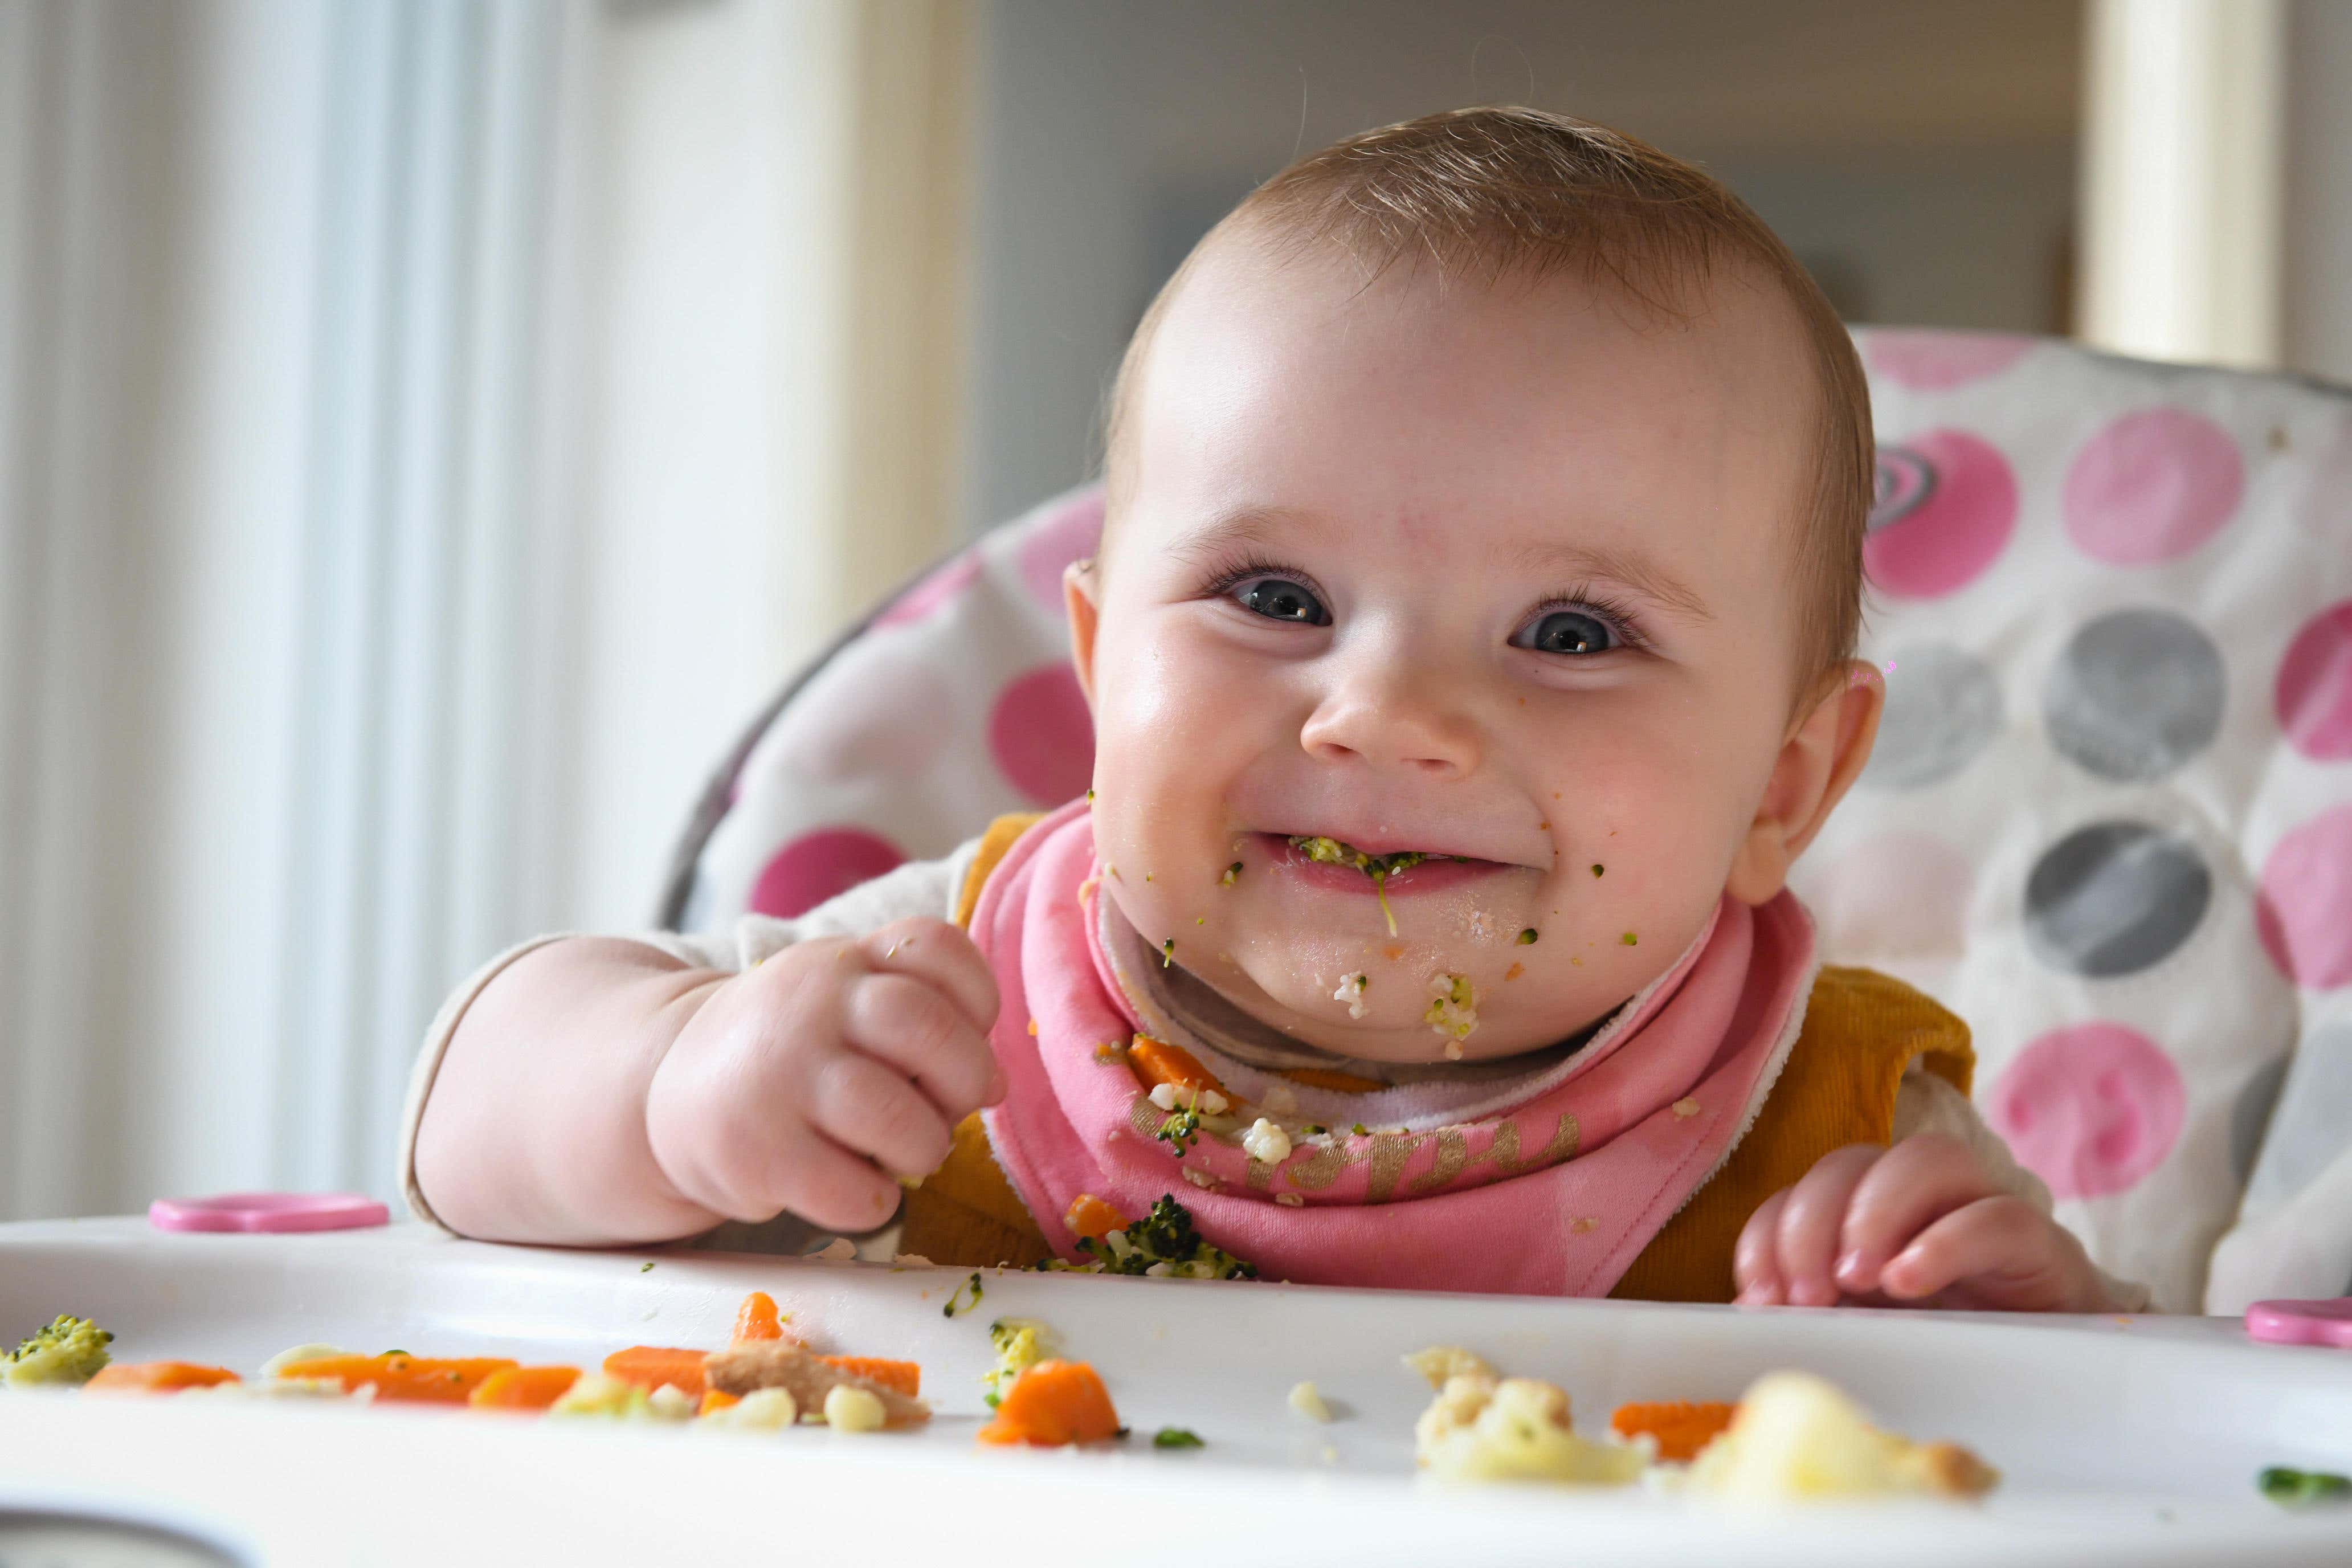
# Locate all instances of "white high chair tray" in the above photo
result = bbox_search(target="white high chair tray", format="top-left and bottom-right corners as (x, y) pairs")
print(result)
(2, 1219), (2348, 1567)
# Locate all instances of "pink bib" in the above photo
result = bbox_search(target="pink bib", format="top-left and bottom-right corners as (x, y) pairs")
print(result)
(975, 802), (1818, 1295)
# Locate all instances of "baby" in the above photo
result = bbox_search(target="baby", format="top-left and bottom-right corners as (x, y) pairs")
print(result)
(407, 108), (2139, 1312)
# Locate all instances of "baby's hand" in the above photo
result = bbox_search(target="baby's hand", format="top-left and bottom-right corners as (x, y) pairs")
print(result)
(1732, 1133), (2114, 1313)
(644, 918), (1004, 1235)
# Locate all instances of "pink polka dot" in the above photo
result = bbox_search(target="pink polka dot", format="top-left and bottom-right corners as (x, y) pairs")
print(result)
(750, 827), (906, 919)
(2063, 408), (2244, 565)
(2256, 805), (2352, 989)
(769, 648), (957, 785)
(1016, 489), (1105, 611)
(1864, 330), (2034, 392)
(989, 663), (1094, 806)
(2277, 601), (2352, 761)
(1812, 831), (1974, 961)
(873, 551), (982, 629)
(1988, 1022), (2185, 1200)
(1864, 430), (2018, 598)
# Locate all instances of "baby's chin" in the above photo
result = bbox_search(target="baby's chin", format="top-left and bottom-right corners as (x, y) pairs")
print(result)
(1208, 952), (1600, 1064)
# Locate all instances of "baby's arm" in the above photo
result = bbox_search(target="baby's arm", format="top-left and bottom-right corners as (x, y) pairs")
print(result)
(407, 856), (1001, 1248)
(1732, 1072), (2149, 1313)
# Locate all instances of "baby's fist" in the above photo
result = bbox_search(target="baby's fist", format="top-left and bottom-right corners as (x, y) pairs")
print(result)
(1732, 1133), (2114, 1313)
(645, 918), (1003, 1235)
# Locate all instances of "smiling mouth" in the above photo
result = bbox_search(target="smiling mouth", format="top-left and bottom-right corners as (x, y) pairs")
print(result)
(1285, 835), (1465, 880)
(1269, 835), (1511, 936)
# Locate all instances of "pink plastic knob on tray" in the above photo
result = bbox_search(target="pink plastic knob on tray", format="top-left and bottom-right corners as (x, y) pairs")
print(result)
(148, 1192), (390, 1234)
(2245, 1297), (2352, 1348)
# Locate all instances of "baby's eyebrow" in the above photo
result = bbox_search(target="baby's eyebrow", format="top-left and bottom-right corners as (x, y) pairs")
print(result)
(1512, 541), (1714, 623)
(1166, 505), (1313, 567)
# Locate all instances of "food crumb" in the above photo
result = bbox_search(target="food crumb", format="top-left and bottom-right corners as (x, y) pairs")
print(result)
(1334, 972), (1370, 1019)
(1027, 1018), (1039, 1036)
(1671, 1097), (1701, 1120)
(1504, 962), (1524, 981)
(1570, 1216), (1599, 1234)
(1264, 1083), (1298, 1115)
(1275, 1193), (1304, 1207)
(1591, 863), (1604, 877)
(639, 1260), (655, 1272)
(1220, 861), (1242, 886)
(1289, 1380), (1333, 1423)
(1424, 973), (1479, 1047)
(1622, 932), (1638, 946)
(814, 1238), (858, 1263)
(1382, 943), (1405, 961)
(1181, 1166), (1219, 1191)
(1242, 1118), (1293, 1165)
(1516, 928), (1537, 945)
(823, 1385), (888, 1432)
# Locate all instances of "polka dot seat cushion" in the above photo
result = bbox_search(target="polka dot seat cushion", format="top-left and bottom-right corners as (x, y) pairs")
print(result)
(663, 329), (2352, 1314)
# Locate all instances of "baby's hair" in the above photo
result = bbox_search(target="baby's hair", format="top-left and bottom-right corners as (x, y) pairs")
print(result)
(1102, 105), (1872, 706)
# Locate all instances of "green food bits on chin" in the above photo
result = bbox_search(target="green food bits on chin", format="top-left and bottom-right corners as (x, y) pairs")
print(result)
(1161, 938), (1176, 968)
(1622, 932), (1638, 946)
(1516, 928), (1538, 945)
(1591, 863), (1604, 877)
(1153, 1427), (1205, 1449)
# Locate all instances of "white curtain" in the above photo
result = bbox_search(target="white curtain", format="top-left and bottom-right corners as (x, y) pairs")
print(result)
(0, 0), (968, 1219)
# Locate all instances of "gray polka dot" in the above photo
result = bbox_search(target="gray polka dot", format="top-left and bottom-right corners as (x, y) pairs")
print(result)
(2023, 820), (2211, 978)
(2232, 1054), (2291, 1185)
(2043, 609), (2226, 782)
(2246, 1024), (2352, 1211)
(1863, 644), (2003, 790)
(1869, 447), (1937, 531)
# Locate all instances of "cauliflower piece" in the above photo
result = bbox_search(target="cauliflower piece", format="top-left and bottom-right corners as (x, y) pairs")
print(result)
(1414, 1373), (1646, 1485)
(1402, 1345), (1496, 1389)
(1333, 973), (1370, 1019)
(703, 1386), (799, 1431)
(1289, 1380), (1332, 1423)
(824, 1385), (888, 1432)
(1242, 1117), (1293, 1165)
(984, 1318), (1056, 1408)
(1424, 973), (1479, 1055)
(1685, 1371), (1998, 1501)
(548, 1371), (686, 1420)
(2, 1315), (113, 1387)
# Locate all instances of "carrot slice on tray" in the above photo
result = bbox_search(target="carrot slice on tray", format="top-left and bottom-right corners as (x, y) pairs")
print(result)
(732, 1291), (787, 1344)
(468, 1365), (583, 1411)
(817, 1356), (920, 1398)
(977, 1359), (1121, 1447)
(1063, 1194), (1128, 1242)
(1127, 1036), (1223, 1099)
(85, 1361), (241, 1394)
(1610, 1399), (1737, 1462)
(277, 1354), (517, 1403)
(602, 1345), (710, 1399)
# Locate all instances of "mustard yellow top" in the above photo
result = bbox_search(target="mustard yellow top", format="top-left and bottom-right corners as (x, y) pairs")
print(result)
(902, 815), (1973, 1303)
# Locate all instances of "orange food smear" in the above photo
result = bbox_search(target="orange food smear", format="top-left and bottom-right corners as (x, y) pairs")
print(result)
(85, 1361), (241, 1394)
(1128, 1035), (1223, 1098)
(732, 1291), (787, 1344)
(1610, 1400), (1737, 1463)
(468, 1365), (582, 1411)
(1064, 1193), (1128, 1242)
(699, 1388), (742, 1416)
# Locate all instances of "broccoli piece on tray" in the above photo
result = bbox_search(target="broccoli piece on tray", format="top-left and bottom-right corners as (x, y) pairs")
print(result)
(2, 1314), (115, 1387)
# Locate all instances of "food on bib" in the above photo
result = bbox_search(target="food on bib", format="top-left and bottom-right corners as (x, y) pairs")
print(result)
(1052, 1194), (1257, 1280)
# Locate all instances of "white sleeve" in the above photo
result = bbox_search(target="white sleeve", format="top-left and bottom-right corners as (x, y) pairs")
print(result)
(1889, 1065), (2155, 1312)
(397, 838), (981, 1231)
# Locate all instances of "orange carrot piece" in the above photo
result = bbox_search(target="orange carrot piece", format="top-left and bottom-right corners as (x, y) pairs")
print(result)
(1275, 1067), (1387, 1096)
(817, 1356), (920, 1398)
(467, 1365), (582, 1411)
(1063, 1193), (1128, 1243)
(732, 1291), (786, 1344)
(1128, 1035), (1223, 1099)
(976, 1359), (1120, 1447)
(85, 1361), (240, 1394)
(699, 1389), (741, 1416)
(602, 1345), (709, 1399)
(276, 1354), (517, 1403)
(1610, 1400), (1737, 1463)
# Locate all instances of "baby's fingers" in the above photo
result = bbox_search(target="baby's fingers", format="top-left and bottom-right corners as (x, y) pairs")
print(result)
(1734, 1188), (1792, 1305)
(805, 1049), (955, 1183)
(1834, 1132), (2006, 1297)
(860, 919), (1000, 1034)
(1876, 1195), (2097, 1312)
(1771, 1144), (1884, 1306)
(843, 971), (1003, 1117)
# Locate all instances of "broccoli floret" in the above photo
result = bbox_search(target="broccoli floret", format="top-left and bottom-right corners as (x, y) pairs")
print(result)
(1153, 1427), (1205, 1448)
(2260, 1467), (2352, 1507)
(983, 1317), (1056, 1408)
(2, 1314), (114, 1387)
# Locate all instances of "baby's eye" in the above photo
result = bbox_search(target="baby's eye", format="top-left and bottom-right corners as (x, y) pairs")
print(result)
(1513, 609), (1618, 656)
(1231, 575), (1329, 626)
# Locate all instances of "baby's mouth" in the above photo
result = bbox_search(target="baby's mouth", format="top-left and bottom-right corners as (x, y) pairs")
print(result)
(1286, 835), (1463, 880)
(1263, 834), (1516, 935)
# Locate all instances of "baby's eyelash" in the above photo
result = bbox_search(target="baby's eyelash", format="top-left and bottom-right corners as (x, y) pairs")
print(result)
(1528, 586), (1653, 652)
(1197, 551), (1321, 599)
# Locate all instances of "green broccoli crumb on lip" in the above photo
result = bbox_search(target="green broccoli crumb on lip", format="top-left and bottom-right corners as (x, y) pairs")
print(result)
(1517, 928), (1538, 944)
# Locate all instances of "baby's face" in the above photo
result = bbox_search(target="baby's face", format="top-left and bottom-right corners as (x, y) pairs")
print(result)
(1071, 239), (1830, 1063)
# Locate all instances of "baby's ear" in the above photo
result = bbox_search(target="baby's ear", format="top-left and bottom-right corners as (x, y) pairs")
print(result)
(1725, 660), (1884, 905)
(1063, 558), (1102, 709)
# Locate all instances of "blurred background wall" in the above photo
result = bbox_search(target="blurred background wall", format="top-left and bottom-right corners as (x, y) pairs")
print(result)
(0, 0), (2346, 1218)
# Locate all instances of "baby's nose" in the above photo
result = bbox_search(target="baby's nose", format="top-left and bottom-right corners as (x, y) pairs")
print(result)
(1297, 665), (1480, 778)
